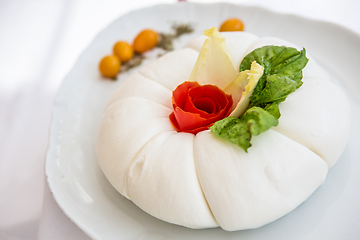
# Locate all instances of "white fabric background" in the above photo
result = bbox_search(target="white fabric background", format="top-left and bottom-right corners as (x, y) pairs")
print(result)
(0, 0), (359, 239)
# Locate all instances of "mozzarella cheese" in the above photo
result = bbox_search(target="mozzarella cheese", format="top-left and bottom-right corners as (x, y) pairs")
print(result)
(96, 31), (350, 231)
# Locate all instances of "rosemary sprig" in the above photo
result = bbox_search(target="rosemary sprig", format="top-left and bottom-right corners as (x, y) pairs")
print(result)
(157, 32), (175, 51)
(173, 23), (194, 37)
(121, 53), (145, 72)
(157, 23), (194, 51)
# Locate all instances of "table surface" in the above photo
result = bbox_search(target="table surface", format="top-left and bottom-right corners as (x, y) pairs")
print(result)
(0, 0), (359, 239)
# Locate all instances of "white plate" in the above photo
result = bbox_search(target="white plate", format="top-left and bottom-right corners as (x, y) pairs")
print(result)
(45, 2), (360, 240)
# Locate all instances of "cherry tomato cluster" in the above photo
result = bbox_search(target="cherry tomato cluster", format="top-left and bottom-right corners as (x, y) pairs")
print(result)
(99, 17), (244, 79)
(99, 29), (158, 79)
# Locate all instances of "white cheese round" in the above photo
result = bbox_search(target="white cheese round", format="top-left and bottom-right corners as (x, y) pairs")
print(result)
(96, 31), (350, 231)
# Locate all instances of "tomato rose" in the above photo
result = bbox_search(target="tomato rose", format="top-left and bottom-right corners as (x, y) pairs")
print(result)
(169, 81), (233, 134)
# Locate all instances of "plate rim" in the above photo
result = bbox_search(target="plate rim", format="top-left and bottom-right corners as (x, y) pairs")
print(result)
(45, 2), (360, 239)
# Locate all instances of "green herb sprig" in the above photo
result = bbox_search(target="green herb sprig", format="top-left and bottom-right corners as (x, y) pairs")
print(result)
(211, 45), (309, 152)
(157, 23), (194, 51)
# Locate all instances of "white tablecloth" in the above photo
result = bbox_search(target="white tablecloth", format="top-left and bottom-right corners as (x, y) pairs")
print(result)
(0, 0), (359, 239)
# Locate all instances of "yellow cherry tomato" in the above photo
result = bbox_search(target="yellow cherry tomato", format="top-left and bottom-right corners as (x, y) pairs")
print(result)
(133, 29), (158, 54)
(219, 18), (244, 32)
(99, 55), (121, 78)
(113, 41), (134, 63)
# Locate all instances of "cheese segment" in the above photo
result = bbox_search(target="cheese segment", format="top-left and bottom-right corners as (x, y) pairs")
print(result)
(273, 76), (351, 167)
(106, 72), (172, 109)
(125, 131), (218, 228)
(139, 48), (199, 91)
(194, 130), (328, 231)
(96, 97), (174, 196)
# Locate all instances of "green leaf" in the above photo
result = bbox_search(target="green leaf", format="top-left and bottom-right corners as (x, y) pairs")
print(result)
(210, 117), (251, 152)
(241, 107), (278, 135)
(241, 46), (308, 106)
(240, 46), (284, 71)
(263, 102), (281, 120)
(273, 48), (308, 86)
(210, 107), (278, 152)
(212, 45), (308, 152)
(250, 74), (298, 106)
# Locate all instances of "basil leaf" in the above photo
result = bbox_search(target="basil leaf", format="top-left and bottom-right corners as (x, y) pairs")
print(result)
(250, 74), (298, 106)
(210, 117), (251, 152)
(240, 46), (308, 106)
(263, 102), (281, 120)
(211, 107), (278, 152)
(212, 45), (308, 152)
(240, 46), (291, 71)
(242, 107), (278, 135)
